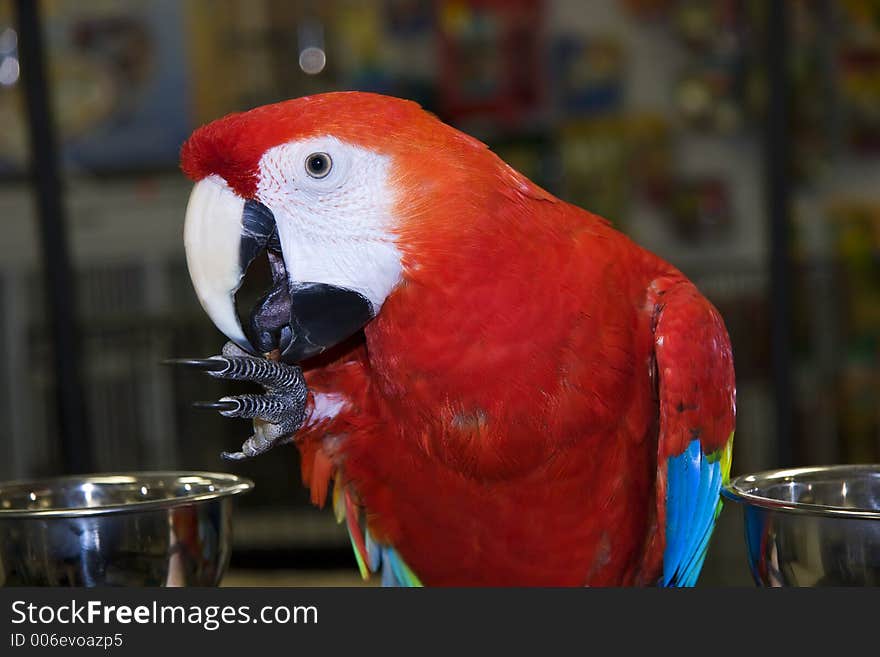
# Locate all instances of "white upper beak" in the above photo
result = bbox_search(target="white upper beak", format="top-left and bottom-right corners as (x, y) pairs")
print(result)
(183, 175), (256, 353)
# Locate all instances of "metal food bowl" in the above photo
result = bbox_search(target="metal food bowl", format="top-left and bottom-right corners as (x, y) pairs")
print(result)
(722, 464), (880, 586)
(0, 472), (253, 587)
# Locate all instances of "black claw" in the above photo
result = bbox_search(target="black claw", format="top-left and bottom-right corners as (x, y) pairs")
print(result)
(163, 358), (228, 372)
(193, 400), (240, 412)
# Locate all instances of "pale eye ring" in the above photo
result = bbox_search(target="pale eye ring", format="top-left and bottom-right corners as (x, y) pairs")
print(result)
(305, 152), (332, 178)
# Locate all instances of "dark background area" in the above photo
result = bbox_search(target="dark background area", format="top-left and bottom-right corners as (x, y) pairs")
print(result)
(2, 0), (880, 586)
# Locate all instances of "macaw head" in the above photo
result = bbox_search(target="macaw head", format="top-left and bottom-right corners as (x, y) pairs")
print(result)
(181, 91), (509, 364)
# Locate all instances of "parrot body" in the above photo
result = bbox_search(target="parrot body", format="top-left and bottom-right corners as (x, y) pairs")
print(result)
(180, 92), (735, 586)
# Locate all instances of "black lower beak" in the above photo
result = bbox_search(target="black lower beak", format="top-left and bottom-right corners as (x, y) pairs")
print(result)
(280, 282), (374, 363)
(240, 202), (375, 364)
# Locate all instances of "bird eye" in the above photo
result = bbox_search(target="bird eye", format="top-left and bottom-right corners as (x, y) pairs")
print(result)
(305, 152), (332, 179)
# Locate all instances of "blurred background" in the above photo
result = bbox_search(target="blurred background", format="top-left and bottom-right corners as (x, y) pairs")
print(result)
(0, 0), (878, 586)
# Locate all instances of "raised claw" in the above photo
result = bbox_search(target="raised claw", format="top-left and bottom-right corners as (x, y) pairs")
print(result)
(163, 357), (228, 372)
(192, 400), (240, 412)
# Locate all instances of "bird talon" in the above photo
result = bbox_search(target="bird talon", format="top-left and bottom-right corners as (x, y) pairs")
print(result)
(163, 357), (229, 372)
(192, 400), (240, 412)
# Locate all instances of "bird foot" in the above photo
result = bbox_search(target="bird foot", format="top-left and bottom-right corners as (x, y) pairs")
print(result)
(167, 342), (308, 460)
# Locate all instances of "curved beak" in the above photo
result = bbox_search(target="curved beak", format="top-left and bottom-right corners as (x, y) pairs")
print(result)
(184, 176), (256, 354)
(183, 175), (374, 363)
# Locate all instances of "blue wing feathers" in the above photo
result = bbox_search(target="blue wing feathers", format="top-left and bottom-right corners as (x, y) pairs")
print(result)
(381, 555), (397, 587)
(661, 438), (724, 587)
(365, 527), (382, 573)
(662, 455), (685, 580)
(377, 546), (421, 587)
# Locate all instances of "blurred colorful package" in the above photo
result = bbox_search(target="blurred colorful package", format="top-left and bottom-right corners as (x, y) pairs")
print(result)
(671, 0), (755, 135)
(625, 113), (672, 204)
(829, 200), (880, 346)
(789, 0), (832, 182)
(0, 0), (191, 174)
(438, 0), (544, 125)
(672, 0), (745, 52)
(666, 176), (732, 244)
(559, 117), (631, 226)
(550, 34), (625, 116)
(558, 114), (671, 227)
(836, 359), (880, 463)
(826, 195), (880, 462)
(675, 60), (747, 135)
(839, 44), (880, 154)
(332, 2), (394, 94)
(839, 0), (880, 155)
(330, 0), (438, 108)
(185, 0), (314, 126)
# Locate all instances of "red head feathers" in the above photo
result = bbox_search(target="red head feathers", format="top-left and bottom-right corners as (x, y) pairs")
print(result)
(181, 92), (460, 198)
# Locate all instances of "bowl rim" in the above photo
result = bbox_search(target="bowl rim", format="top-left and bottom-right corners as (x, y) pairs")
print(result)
(721, 464), (880, 519)
(0, 471), (254, 518)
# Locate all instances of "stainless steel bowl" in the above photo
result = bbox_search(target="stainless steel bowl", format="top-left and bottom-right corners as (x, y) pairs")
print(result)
(0, 472), (253, 587)
(722, 464), (880, 586)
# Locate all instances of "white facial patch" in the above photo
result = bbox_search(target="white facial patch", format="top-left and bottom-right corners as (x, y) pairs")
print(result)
(255, 136), (403, 314)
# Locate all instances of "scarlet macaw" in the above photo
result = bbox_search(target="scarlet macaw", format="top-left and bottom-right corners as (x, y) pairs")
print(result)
(176, 92), (735, 586)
